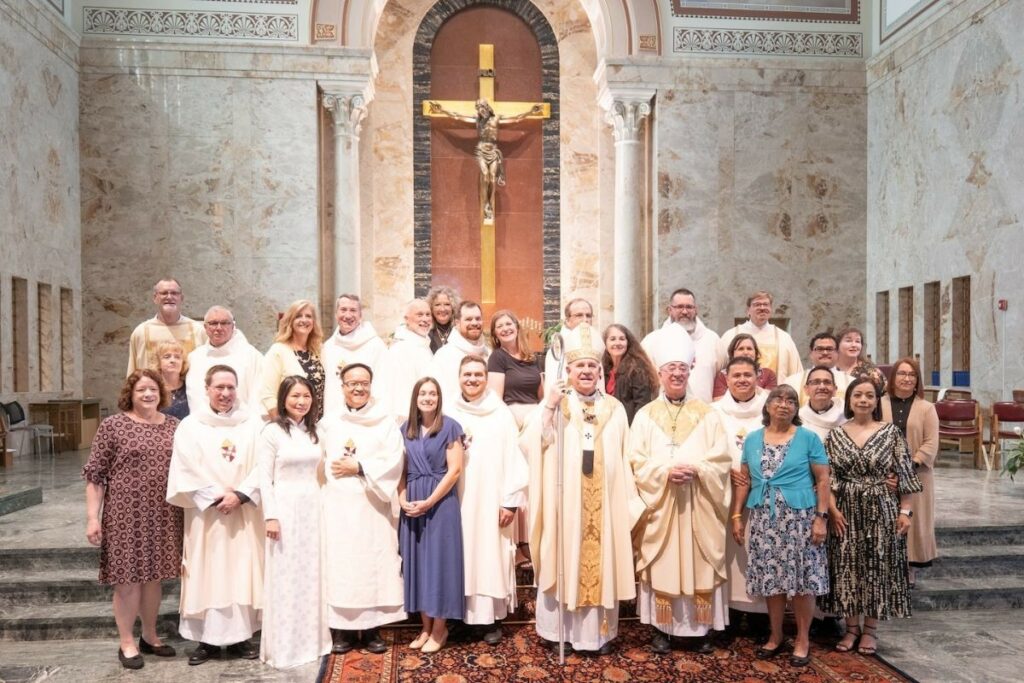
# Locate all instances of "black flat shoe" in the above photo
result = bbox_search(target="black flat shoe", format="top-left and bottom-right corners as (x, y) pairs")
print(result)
(139, 637), (176, 657)
(755, 642), (786, 660)
(650, 631), (672, 655)
(226, 639), (259, 659)
(687, 636), (714, 655)
(790, 653), (812, 667)
(597, 641), (615, 656)
(331, 629), (356, 654)
(188, 643), (218, 666)
(482, 625), (503, 646)
(118, 648), (144, 670)
(362, 629), (388, 654)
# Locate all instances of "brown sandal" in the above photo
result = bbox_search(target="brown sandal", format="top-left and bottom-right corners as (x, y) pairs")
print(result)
(835, 624), (860, 653)
(857, 624), (878, 655)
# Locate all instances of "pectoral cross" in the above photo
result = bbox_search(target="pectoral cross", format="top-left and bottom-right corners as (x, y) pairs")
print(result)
(421, 44), (550, 304)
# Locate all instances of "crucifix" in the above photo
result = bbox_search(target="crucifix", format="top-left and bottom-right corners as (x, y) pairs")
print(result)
(422, 44), (550, 304)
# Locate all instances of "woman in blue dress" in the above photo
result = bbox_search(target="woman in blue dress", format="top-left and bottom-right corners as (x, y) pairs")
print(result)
(398, 376), (466, 653)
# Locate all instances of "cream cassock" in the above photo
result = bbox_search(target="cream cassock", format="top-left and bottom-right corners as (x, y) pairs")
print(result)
(321, 321), (388, 417)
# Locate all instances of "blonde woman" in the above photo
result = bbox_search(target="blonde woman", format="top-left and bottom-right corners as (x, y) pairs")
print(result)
(151, 341), (189, 420)
(261, 300), (325, 420)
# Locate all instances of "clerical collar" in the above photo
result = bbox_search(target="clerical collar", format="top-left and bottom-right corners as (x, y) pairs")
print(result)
(664, 394), (686, 406)
(573, 389), (601, 404)
(809, 402), (834, 415)
(729, 392), (755, 405)
(346, 403), (367, 413)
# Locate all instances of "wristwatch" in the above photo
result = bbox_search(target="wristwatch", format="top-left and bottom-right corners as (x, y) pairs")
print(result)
(814, 511), (829, 520)
(900, 509), (913, 518)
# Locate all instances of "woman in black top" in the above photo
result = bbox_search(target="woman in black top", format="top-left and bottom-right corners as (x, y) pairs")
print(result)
(602, 324), (658, 425)
(426, 286), (459, 353)
(486, 309), (542, 428)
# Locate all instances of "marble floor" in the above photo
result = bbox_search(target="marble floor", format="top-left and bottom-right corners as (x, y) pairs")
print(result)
(1, 449), (1023, 682)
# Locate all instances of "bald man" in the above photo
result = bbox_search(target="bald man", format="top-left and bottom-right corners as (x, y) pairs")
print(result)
(379, 299), (435, 420)
(185, 306), (264, 415)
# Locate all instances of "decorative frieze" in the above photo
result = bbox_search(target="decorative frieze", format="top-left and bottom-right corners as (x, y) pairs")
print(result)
(82, 7), (298, 41)
(673, 27), (863, 57)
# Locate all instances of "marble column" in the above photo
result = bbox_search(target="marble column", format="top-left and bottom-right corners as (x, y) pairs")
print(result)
(321, 84), (372, 298)
(603, 92), (653, 334)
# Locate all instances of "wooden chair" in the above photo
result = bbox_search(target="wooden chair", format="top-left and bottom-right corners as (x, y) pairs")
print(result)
(1013, 389), (1024, 404)
(991, 402), (1024, 470)
(935, 399), (986, 469)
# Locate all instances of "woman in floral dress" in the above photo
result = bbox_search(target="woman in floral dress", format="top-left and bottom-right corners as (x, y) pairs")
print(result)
(821, 377), (922, 656)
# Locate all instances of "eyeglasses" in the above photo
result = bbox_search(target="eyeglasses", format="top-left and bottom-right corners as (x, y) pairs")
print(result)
(812, 346), (837, 353)
(343, 381), (371, 389)
(770, 397), (798, 406)
(806, 379), (835, 387)
(894, 371), (916, 378)
(205, 320), (234, 328)
(669, 304), (696, 311)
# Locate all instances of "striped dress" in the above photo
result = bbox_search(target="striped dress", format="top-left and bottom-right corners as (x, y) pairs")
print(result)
(819, 423), (922, 619)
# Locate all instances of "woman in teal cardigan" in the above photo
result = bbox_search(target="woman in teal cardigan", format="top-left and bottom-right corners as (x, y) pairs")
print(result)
(730, 384), (831, 667)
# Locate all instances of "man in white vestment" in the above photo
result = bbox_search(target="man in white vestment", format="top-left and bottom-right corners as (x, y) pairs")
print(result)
(321, 363), (406, 654)
(167, 365), (264, 665)
(322, 294), (388, 416)
(127, 278), (206, 375)
(429, 301), (490, 402)
(185, 306), (264, 414)
(380, 299), (434, 420)
(522, 323), (642, 654)
(641, 288), (721, 403)
(719, 290), (803, 380)
(797, 365), (848, 441)
(630, 324), (731, 654)
(543, 298), (593, 392)
(447, 355), (527, 645)
(713, 357), (770, 627)
(783, 333), (850, 405)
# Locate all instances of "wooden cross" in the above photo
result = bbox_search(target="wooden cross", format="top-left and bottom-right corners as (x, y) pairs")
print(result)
(421, 44), (550, 304)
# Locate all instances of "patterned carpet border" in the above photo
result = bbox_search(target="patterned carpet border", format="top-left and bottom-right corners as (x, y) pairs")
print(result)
(317, 621), (913, 682)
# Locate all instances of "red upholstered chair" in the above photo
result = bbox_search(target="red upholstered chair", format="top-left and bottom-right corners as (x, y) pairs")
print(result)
(991, 402), (1024, 470)
(935, 399), (985, 469)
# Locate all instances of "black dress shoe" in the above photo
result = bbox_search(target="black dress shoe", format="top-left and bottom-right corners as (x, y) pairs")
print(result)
(118, 648), (144, 670)
(481, 624), (503, 645)
(790, 653), (812, 667)
(597, 641), (615, 656)
(650, 631), (672, 655)
(755, 642), (787, 660)
(331, 629), (356, 654)
(544, 638), (572, 654)
(226, 639), (259, 659)
(687, 636), (714, 655)
(139, 637), (176, 657)
(188, 643), (219, 666)
(362, 629), (388, 654)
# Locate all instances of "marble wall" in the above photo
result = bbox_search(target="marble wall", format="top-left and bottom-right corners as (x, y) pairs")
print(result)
(0, 0), (82, 404)
(78, 41), (370, 407)
(866, 0), (1024, 405)
(604, 57), (868, 346)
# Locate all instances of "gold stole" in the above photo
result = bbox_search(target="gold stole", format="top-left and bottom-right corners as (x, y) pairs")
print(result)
(758, 326), (780, 375)
(561, 396), (614, 611)
(647, 400), (715, 626)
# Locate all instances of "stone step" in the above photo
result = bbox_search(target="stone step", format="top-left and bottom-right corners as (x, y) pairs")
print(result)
(912, 575), (1024, 611)
(936, 524), (1024, 547)
(925, 544), (1024, 578)
(0, 487), (43, 517)
(0, 568), (180, 605)
(0, 547), (97, 571)
(0, 598), (180, 641)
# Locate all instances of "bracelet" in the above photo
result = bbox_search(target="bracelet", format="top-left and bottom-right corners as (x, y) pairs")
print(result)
(730, 513), (742, 520)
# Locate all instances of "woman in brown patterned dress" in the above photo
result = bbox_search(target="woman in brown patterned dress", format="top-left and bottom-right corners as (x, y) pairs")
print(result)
(820, 377), (921, 656)
(83, 370), (183, 669)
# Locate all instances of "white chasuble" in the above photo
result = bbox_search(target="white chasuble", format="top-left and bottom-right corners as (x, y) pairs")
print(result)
(447, 390), (527, 624)
(167, 406), (265, 645)
(629, 398), (731, 636)
(719, 321), (803, 380)
(428, 329), (490, 404)
(520, 393), (643, 650)
(256, 421), (331, 668)
(799, 398), (848, 442)
(321, 322), (388, 417)
(714, 391), (769, 613)
(320, 399), (407, 629)
(379, 325), (433, 420)
(185, 329), (265, 414)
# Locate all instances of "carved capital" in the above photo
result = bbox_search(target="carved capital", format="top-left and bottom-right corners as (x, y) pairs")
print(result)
(605, 99), (651, 143)
(322, 92), (369, 139)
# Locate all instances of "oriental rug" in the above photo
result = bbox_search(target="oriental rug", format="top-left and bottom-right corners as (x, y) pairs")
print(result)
(316, 621), (913, 682)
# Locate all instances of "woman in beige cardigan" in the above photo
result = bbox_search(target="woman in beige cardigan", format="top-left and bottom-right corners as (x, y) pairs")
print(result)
(882, 358), (939, 586)
(261, 300), (325, 420)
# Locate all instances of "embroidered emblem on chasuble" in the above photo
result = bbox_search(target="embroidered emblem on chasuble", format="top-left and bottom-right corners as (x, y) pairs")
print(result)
(644, 399), (716, 625)
(343, 439), (356, 458)
(220, 439), (236, 462)
(758, 327), (780, 375)
(562, 397), (615, 608)
(461, 431), (473, 451)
